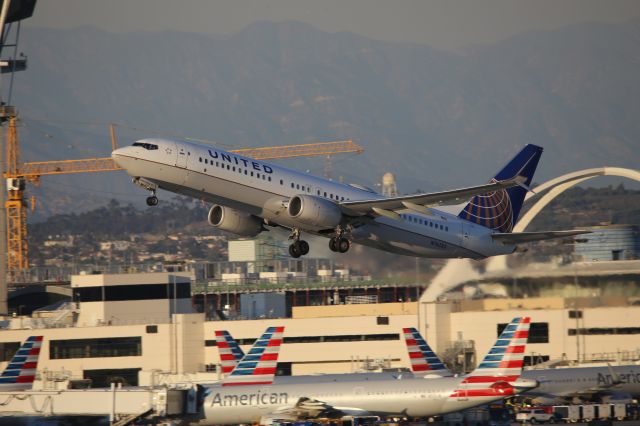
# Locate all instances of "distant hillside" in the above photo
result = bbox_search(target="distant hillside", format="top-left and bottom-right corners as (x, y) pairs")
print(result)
(14, 19), (640, 218)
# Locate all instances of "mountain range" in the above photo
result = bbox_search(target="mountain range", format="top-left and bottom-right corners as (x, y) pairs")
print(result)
(12, 18), (640, 219)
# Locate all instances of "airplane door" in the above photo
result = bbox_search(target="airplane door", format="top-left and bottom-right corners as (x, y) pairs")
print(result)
(176, 144), (188, 168)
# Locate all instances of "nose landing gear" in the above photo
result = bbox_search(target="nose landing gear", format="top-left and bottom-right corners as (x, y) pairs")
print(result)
(133, 177), (160, 207)
(146, 192), (159, 206)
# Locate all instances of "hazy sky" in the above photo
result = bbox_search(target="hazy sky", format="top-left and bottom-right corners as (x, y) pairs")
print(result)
(27, 0), (640, 50)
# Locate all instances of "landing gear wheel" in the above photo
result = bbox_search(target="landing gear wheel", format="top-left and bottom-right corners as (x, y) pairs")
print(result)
(288, 242), (302, 258)
(146, 195), (159, 206)
(329, 237), (338, 252)
(298, 240), (310, 256)
(337, 238), (350, 253)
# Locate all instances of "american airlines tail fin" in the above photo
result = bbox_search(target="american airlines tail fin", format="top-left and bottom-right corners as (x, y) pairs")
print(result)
(215, 330), (246, 375)
(221, 326), (284, 387)
(458, 145), (543, 233)
(451, 317), (534, 397)
(0, 336), (43, 385)
(402, 328), (452, 377)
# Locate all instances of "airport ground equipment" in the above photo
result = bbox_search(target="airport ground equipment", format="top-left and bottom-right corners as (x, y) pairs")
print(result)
(2, 117), (363, 278)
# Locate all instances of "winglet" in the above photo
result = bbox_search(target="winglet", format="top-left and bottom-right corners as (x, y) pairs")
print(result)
(403, 328), (452, 377)
(0, 336), (43, 385)
(215, 330), (246, 375)
(221, 326), (284, 387)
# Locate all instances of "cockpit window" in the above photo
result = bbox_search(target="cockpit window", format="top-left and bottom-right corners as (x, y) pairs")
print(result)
(132, 142), (159, 150)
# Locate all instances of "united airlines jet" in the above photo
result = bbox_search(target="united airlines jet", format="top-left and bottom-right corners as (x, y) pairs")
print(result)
(112, 140), (587, 259)
(201, 318), (536, 425)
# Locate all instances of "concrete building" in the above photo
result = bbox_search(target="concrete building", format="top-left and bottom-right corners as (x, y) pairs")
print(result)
(1, 272), (639, 388)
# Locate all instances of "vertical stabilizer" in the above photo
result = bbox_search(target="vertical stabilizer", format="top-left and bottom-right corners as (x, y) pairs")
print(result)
(458, 145), (542, 232)
(215, 330), (245, 375)
(221, 326), (284, 387)
(403, 328), (452, 376)
(451, 317), (531, 397)
(0, 336), (43, 384)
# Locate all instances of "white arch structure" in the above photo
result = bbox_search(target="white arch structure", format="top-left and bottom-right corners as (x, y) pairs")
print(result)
(421, 167), (640, 302)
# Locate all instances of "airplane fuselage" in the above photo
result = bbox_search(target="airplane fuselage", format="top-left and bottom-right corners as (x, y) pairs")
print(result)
(522, 365), (640, 402)
(112, 139), (516, 259)
(202, 376), (515, 425)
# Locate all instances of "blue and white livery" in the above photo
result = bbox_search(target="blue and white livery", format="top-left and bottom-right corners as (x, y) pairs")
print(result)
(112, 140), (588, 259)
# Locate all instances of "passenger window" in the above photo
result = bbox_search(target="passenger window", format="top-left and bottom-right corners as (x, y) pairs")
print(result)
(257, 173), (261, 179)
(280, 179), (283, 185)
(296, 184), (300, 190)
(199, 158), (202, 163)
(268, 177), (272, 182)
(251, 172), (254, 176)
(226, 165), (230, 170)
(324, 192), (327, 197)
(232, 166), (236, 171)
(291, 183), (294, 188)
(446, 226), (448, 231)
(301, 186), (305, 191)
(317, 190), (320, 195)
(244, 170), (248, 175)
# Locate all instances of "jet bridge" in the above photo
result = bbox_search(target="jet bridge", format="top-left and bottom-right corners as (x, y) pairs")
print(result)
(0, 383), (199, 423)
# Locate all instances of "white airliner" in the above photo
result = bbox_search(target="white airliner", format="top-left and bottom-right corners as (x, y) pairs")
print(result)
(112, 140), (587, 259)
(201, 318), (536, 425)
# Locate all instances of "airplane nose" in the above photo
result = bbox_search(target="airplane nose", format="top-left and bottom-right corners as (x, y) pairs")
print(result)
(111, 146), (130, 168)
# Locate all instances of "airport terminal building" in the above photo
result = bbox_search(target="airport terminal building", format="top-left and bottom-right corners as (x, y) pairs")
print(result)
(0, 269), (639, 387)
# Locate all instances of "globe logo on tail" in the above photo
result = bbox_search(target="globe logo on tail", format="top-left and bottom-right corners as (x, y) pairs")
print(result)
(459, 179), (514, 233)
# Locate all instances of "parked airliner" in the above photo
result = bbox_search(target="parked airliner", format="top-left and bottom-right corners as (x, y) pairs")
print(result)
(112, 140), (587, 259)
(400, 328), (640, 405)
(201, 318), (536, 424)
(0, 336), (43, 391)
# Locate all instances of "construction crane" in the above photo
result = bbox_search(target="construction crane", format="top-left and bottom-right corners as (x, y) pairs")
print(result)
(3, 119), (364, 276)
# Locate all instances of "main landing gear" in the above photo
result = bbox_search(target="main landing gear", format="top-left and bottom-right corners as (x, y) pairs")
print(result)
(329, 227), (351, 253)
(288, 228), (309, 259)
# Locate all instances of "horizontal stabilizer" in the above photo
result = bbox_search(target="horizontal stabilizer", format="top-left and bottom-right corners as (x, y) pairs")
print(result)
(492, 230), (591, 244)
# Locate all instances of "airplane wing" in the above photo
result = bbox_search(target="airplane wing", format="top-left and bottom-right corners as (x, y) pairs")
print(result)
(340, 176), (526, 217)
(270, 397), (373, 421)
(491, 230), (591, 244)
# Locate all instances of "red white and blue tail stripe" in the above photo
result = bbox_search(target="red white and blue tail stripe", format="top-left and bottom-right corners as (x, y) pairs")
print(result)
(450, 317), (530, 398)
(215, 330), (245, 375)
(0, 336), (43, 384)
(403, 328), (452, 377)
(221, 326), (284, 387)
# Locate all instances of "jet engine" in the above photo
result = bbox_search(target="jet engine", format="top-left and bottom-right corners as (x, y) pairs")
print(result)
(208, 205), (263, 237)
(287, 195), (342, 229)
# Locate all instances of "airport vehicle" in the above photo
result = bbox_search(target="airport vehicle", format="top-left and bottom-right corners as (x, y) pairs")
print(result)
(0, 336), (43, 391)
(201, 317), (537, 425)
(515, 407), (555, 423)
(112, 140), (588, 259)
(552, 405), (580, 422)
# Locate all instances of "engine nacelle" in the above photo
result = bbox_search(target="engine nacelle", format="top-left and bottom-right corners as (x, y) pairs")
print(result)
(287, 195), (342, 229)
(208, 205), (263, 237)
